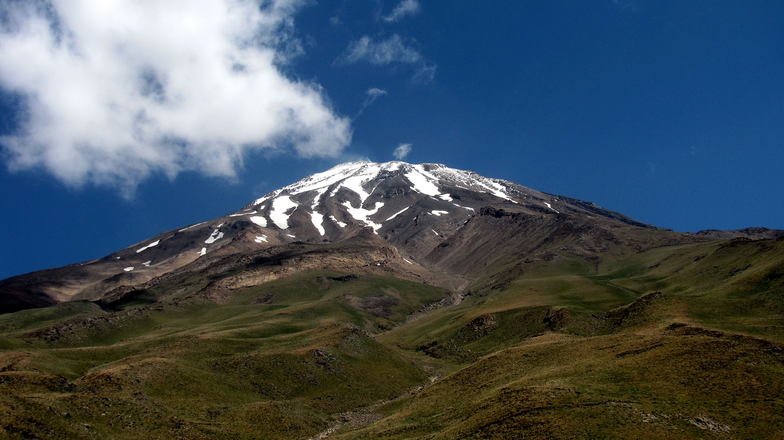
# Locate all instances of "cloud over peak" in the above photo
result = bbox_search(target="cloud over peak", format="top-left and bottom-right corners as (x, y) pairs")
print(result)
(0, 0), (351, 193)
(393, 143), (412, 160)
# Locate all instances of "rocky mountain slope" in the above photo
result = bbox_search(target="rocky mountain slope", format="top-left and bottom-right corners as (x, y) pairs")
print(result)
(1, 161), (695, 313)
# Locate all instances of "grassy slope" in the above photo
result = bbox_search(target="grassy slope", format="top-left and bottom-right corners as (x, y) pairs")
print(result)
(1, 237), (783, 439)
(338, 329), (784, 439)
(338, 238), (784, 439)
(0, 271), (447, 439)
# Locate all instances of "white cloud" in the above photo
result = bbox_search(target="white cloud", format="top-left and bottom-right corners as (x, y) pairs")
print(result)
(393, 143), (412, 160)
(339, 34), (435, 83)
(383, 0), (420, 23)
(0, 0), (351, 193)
(355, 87), (388, 118)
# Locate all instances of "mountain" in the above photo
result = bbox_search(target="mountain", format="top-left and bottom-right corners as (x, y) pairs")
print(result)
(0, 161), (687, 313)
(1, 161), (783, 439)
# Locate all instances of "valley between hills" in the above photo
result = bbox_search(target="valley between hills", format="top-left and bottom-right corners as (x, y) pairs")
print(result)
(1, 162), (782, 439)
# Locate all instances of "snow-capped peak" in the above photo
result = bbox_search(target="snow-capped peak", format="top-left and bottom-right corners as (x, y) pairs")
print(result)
(224, 161), (529, 239)
(251, 161), (518, 207)
(211, 160), (546, 249)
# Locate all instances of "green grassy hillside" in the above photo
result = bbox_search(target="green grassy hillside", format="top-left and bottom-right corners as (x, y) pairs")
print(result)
(342, 237), (784, 439)
(0, 272), (446, 439)
(1, 237), (783, 439)
(338, 327), (784, 439)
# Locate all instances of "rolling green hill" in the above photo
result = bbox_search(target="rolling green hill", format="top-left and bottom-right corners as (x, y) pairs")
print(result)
(1, 237), (782, 439)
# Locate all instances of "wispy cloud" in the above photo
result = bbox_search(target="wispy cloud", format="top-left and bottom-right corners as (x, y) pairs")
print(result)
(383, 0), (420, 23)
(393, 143), (412, 160)
(412, 63), (437, 84)
(0, 0), (351, 195)
(355, 87), (388, 118)
(338, 34), (435, 83)
(366, 87), (389, 100)
(341, 34), (422, 65)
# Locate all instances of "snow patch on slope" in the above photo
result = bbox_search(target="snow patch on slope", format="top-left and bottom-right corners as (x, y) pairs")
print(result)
(438, 193), (453, 201)
(310, 212), (325, 235)
(480, 179), (515, 202)
(250, 216), (268, 227)
(136, 240), (160, 253)
(330, 163), (382, 203)
(343, 201), (384, 233)
(229, 210), (256, 217)
(205, 229), (224, 244)
(179, 221), (206, 232)
(309, 188), (328, 236)
(270, 196), (298, 229)
(405, 166), (440, 196)
(386, 207), (409, 221)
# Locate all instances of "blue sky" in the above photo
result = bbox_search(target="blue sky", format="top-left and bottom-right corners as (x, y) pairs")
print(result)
(1, 0), (783, 279)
